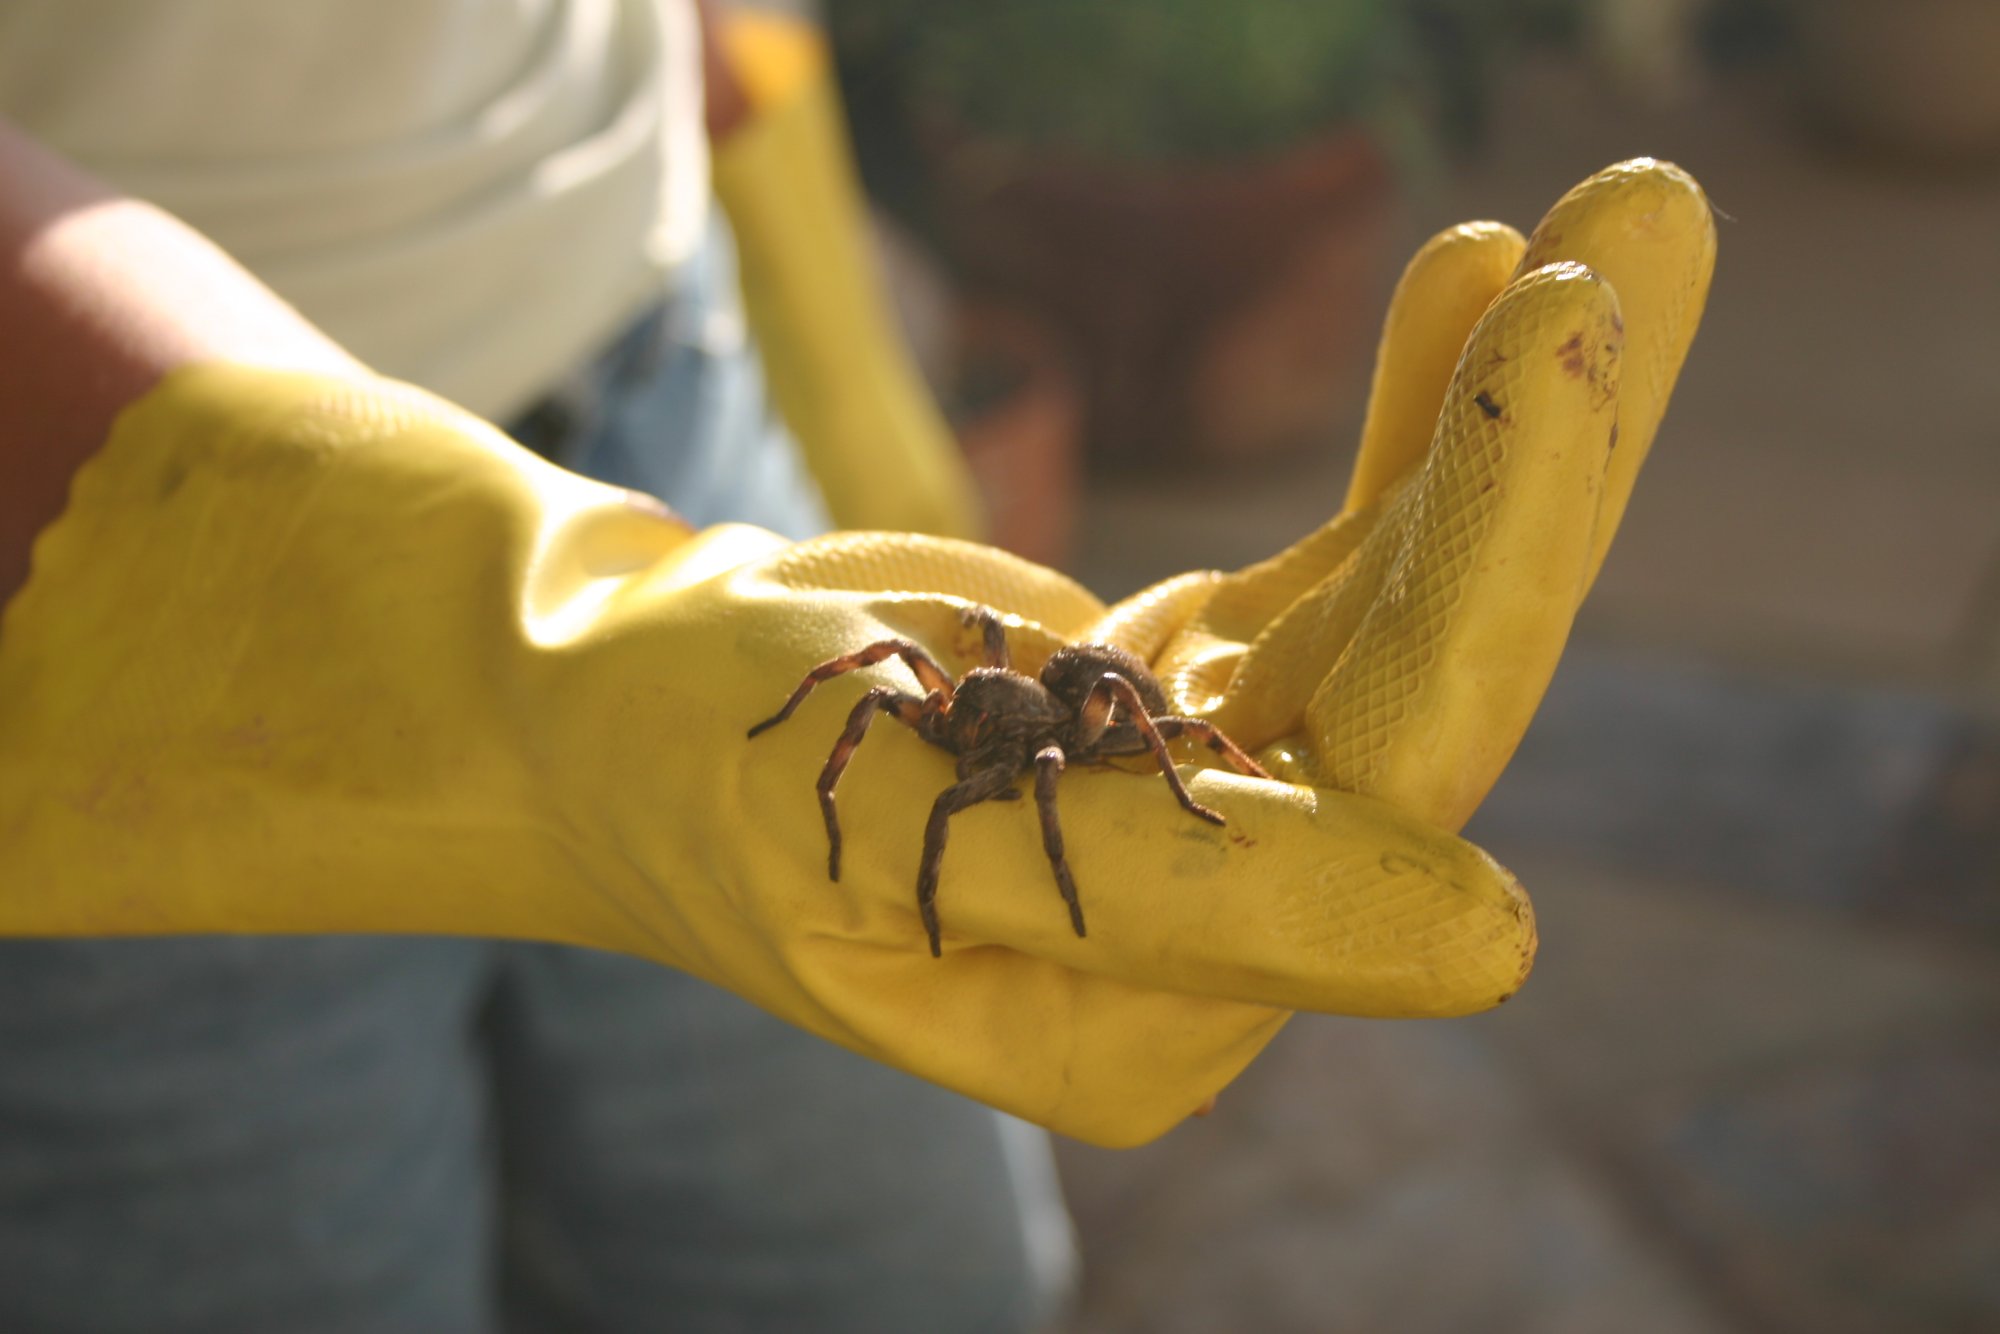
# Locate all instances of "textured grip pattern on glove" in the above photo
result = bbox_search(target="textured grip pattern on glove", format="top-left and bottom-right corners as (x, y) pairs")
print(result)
(759, 531), (1103, 637)
(1514, 160), (1715, 588)
(1267, 836), (1535, 1001)
(1309, 263), (1621, 826)
(1345, 221), (1528, 512)
(1101, 158), (1712, 835)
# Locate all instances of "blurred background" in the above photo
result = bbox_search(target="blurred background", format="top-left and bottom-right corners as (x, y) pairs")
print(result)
(812, 0), (2000, 1329)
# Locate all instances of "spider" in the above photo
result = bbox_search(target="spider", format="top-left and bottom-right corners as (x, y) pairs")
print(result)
(747, 606), (1273, 956)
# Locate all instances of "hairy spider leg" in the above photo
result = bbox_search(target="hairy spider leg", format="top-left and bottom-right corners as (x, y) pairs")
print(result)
(1033, 745), (1087, 938)
(747, 638), (956, 738)
(960, 604), (1012, 670)
(957, 741), (1024, 798)
(1148, 718), (1276, 781)
(815, 687), (931, 880)
(1073, 674), (1225, 826)
(916, 763), (1022, 956)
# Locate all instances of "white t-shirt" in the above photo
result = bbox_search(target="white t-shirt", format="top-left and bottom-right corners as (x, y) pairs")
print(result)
(0, 0), (708, 420)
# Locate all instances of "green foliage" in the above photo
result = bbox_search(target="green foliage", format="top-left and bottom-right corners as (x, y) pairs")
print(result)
(832, 0), (1417, 163)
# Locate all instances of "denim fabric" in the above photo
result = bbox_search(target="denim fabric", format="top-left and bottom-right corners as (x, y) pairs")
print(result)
(0, 937), (500, 1333)
(511, 207), (830, 542)
(0, 211), (1073, 1332)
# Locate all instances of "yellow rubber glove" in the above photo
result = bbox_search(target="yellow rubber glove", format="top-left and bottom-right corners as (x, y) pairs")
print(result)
(0, 158), (1710, 1149)
(0, 363), (1526, 1147)
(710, 9), (984, 540)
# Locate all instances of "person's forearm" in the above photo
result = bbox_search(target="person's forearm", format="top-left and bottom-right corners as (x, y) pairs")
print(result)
(0, 118), (357, 604)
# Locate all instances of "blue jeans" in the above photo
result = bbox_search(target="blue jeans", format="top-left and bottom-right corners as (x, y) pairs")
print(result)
(0, 214), (1073, 1332)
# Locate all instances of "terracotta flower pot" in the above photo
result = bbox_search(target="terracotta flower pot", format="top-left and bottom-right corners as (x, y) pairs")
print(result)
(930, 128), (1397, 467)
(950, 303), (1084, 569)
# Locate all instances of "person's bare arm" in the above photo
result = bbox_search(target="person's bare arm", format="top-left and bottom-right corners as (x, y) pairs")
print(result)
(0, 117), (358, 602)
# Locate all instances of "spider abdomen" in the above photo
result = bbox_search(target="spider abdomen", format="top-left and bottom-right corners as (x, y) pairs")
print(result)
(1039, 643), (1169, 757)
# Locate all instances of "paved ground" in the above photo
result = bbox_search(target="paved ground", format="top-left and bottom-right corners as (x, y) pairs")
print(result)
(1045, 56), (2000, 1334)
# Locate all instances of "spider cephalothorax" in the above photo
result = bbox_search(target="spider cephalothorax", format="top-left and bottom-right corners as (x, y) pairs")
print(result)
(747, 607), (1272, 955)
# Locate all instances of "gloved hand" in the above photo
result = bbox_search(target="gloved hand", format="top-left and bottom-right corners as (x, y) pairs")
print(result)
(1111, 157), (1716, 833)
(0, 159), (1711, 1148)
(710, 7), (985, 540)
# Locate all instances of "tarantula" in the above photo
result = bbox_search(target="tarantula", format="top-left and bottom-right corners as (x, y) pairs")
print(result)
(747, 606), (1272, 956)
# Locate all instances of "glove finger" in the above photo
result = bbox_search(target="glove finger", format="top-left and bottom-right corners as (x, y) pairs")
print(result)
(1084, 570), (1224, 660)
(1512, 158), (1716, 588)
(785, 941), (1293, 1148)
(1198, 251), (1618, 755)
(1187, 485), (1408, 746)
(1084, 502), (1386, 719)
(751, 530), (1108, 639)
(1306, 261), (1623, 830)
(809, 713), (1534, 1006)
(1127, 503), (1386, 727)
(1345, 220), (1528, 512)
(1135, 223), (1521, 727)
(1193, 496), (1386, 647)
(879, 764), (1535, 1016)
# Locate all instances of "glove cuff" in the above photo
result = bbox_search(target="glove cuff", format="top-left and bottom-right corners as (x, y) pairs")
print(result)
(0, 365), (690, 949)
